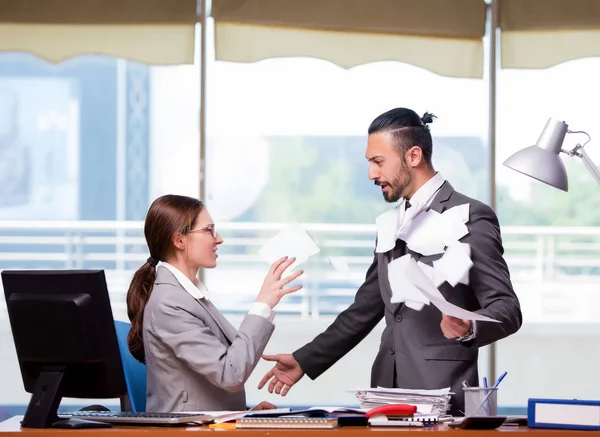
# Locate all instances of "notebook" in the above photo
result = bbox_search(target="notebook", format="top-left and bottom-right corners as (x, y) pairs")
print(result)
(236, 417), (339, 429)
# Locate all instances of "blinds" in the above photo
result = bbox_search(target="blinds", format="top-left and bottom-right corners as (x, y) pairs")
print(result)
(212, 0), (487, 79)
(0, 0), (198, 64)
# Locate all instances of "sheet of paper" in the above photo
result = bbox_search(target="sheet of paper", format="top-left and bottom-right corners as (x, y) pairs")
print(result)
(438, 210), (469, 246)
(457, 243), (471, 285)
(433, 242), (473, 287)
(375, 207), (399, 253)
(373, 386), (452, 396)
(387, 255), (430, 311)
(306, 406), (367, 414)
(214, 408), (292, 423)
(329, 256), (351, 273)
(404, 258), (499, 323)
(444, 203), (470, 224)
(258, 222), (320, 270)
(417, 261), (447, 288)
(401, 210), (446, 256)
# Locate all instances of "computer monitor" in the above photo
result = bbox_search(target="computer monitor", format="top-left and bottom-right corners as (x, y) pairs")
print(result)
(2, 270), (128, 428)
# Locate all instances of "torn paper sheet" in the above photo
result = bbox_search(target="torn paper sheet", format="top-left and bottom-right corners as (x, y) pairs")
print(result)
(388, 255), (430, 311)
(433, 242), (473, 287)
(258, 222), (320, 270)
(417, 261), (448, 288)
(375, 207), (400, 253)
(329, 256), (351, 273)
(400, 210), (446, 256)
(404, 257), (499, 323)
(438, 207), (469, 246)
(444, 203), (470, 224)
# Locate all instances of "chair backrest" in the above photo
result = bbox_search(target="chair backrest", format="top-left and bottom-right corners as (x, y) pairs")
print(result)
(114, 320), (147, 412)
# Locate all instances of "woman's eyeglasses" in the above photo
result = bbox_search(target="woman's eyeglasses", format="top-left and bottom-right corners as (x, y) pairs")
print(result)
(188, 224), (217, 239)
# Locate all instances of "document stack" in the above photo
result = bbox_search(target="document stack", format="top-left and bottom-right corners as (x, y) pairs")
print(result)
(354, 387), (452, 415)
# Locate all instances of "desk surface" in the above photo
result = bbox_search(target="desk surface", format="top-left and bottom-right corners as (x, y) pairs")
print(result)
(1, 416), (598, 437)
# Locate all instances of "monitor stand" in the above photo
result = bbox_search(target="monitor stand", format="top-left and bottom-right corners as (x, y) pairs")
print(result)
(21, 370), (111, 429)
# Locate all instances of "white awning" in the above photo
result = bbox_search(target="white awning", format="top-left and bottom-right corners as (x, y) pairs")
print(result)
(0, 0), (198, 64)
(212, 0), (487, 79)
(500, 0), (600, 69)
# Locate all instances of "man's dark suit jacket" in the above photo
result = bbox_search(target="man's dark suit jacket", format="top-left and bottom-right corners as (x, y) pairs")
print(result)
(293, 181), (522, 416)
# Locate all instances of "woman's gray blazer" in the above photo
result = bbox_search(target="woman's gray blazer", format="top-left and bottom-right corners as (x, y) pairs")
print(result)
(142, 266), (274, 412)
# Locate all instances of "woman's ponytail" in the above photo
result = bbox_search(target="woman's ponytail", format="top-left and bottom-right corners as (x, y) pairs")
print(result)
(126, 262), (157, 363)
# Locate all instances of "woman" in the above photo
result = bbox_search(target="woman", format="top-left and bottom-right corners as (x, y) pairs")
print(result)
(126, 194), (303, 412)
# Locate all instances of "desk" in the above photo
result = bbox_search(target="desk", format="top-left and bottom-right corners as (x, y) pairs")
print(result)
(0, 417), (597, 437)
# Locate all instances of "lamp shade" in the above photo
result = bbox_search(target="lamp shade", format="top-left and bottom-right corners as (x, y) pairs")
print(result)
(503, 118), (569, 192)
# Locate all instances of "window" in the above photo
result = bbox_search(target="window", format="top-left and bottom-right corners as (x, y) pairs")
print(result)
(495, 58), (600, 409)
(205, 52), (488, 406)
(0, 52), (199, 411)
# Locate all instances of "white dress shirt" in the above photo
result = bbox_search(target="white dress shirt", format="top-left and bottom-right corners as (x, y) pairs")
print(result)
(396, 172), (445, 237)
(161, 262), (274, 323)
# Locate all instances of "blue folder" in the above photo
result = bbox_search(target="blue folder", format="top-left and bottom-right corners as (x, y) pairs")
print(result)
(528, 398), (600, 430)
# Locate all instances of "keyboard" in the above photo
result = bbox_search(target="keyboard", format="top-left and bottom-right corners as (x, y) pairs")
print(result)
(60, 411), (214, 426)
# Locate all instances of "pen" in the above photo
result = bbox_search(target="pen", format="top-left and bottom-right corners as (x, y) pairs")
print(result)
(483, 377), (491, 415)
(493, 371), (508, 388)
(472, 372), (508, 416)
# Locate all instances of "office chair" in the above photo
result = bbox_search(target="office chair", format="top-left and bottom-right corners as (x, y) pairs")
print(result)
(114, 320), (147, 412)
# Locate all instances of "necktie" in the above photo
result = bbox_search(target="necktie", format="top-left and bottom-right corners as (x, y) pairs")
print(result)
(405, 200), (411, 210)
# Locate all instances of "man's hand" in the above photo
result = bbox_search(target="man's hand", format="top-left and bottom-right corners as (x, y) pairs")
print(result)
(440, 314), (472, 339)
(250, 401), (277, 411)
(257, 353), (305, 396)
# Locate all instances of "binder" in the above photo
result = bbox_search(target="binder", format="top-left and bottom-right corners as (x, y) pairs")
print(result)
(528, 398), (600, 430)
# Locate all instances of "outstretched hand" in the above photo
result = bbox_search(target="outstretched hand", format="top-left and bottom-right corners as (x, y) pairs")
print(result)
(257, 353), (305, 397)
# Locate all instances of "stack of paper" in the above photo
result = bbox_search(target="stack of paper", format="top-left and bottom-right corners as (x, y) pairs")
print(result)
(353, 387), (452, 415)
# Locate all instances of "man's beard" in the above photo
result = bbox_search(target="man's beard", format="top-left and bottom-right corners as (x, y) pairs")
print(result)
(376, 161), (412, 203)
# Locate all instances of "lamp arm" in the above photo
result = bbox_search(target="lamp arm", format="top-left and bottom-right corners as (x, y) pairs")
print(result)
(561, 129), (600, 186)
(575, 146), (600, 186)
(561, 144), (600, 186)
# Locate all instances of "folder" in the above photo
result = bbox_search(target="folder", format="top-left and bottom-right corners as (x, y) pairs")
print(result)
(528, 398), (600, 430)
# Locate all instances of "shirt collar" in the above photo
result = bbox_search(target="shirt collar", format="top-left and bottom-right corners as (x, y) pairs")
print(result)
(160, 262), (210, 301)
(405, 172), (445, 210)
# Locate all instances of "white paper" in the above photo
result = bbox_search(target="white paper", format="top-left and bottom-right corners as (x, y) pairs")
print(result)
(212, 408), (292, 423)
(401, 210), (446, 256)
(457, 243), (471, 285)
(432, 242), (473, 287)
(445, 203), (470, 224)
(375, 207), (399, 253)
(329, 256), (351, 273)
(404, 258), (499, 323)
(354, 387), (452, 415)
(417, 261), (447, 288)
(258, 222), (320, 269)
(387, 255), (430, 311)
(438, 209), (469, 246)
(307, 406), (367, 414)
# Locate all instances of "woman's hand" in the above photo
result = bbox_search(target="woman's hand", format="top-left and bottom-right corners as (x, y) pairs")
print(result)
(256, 257), (303, 308)
(250, 401), (277, 411)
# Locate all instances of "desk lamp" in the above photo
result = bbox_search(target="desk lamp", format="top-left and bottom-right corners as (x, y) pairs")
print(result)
(503, 118), (600, 191)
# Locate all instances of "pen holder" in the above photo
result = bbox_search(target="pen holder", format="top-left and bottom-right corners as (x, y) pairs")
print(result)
(463, 387), (498, 417)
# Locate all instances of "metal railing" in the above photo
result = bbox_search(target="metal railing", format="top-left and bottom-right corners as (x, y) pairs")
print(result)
(1, 220), (600, 320)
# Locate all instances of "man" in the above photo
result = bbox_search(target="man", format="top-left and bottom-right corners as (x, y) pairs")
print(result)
(258, 108), (522, 415)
